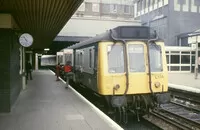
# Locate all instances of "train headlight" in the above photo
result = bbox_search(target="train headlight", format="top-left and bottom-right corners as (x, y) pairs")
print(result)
(154, 82), (161, 88)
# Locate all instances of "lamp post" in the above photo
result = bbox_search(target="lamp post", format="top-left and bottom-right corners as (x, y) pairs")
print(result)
(188, 32), (200, 79)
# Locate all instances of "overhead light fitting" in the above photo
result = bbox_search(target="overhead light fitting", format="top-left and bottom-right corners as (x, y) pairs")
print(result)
(44, 48), (50, 51)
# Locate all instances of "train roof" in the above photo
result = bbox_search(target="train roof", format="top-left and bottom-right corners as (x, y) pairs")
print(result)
(67, 25), (157, 49)
(67, 30), (111, 49)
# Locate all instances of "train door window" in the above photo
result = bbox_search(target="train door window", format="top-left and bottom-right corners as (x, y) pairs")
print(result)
(77, 53), (80, 65)
(80, 52), (83, 66)
(75, 53), (77, 66)
(107, 44), (124, 73)
(89, 49), (92, 68)
(149, 43), (163, 72)
(58, 55), (62, 64)
(128, 44), (145, 72)
(65, 54), (67, 64)
(75, 51), (79, 66)
(94, 48), (98, 69)
(69, 54), (72, 64)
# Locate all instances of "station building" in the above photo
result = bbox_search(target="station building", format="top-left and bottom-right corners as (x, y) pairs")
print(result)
(133, 0), (200, 72)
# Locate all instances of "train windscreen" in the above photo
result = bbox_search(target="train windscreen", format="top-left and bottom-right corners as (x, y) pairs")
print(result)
(128, 44), (145, 72)
(65, 54), (72, 64)
(149, 44), (163, 72)
(107, 44), (125, 73)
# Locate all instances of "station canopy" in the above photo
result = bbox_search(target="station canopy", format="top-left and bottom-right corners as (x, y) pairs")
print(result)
(0, 0), (83, 49)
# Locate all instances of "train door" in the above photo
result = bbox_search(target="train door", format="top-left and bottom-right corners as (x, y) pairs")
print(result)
(56, 52), (63, 65)
(126, 41), (149, 94)
(64, 49), (73, 66)
(75, 50), (84, 83)
(147, 42), (168, 93)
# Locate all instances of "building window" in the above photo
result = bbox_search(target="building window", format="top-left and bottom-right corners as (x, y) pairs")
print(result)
(85, 2), (92, 12)
(143, 0), (146, 9)
(137, 1), (140, 15)
(170, 55), (180, 64)
(78, 3), (85, 11)
(110, 4), (117, 13)
(92, 3), (99, 12)
(124, 5), (130, 14)
(141, 0), (145, 10)
(152, 0), (155, 5)
(102, 4), (110, 13)
(150, 0), (154, 6)
(146, 0), (149, 8)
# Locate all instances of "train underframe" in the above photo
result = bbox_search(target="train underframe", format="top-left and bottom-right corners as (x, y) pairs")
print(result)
(104, 92), (171, 124)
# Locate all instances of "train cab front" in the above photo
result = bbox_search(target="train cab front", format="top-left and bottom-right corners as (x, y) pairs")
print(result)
(97, 39), (170, 122)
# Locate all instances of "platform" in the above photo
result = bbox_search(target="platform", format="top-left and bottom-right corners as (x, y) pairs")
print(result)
(0, 70), (123, 130)
(168, 73), (200, 93)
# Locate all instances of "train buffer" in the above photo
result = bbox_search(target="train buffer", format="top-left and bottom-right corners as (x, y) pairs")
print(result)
(0, 70), (123, 130)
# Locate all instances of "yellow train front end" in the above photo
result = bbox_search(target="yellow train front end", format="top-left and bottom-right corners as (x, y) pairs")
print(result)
(98, 40), (170, 122)
(98, 41), (168, 96)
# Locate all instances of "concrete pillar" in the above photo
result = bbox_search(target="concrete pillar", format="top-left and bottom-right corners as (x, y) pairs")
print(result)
(30, 53), (33, 65)
(22, 47), (26, 89)
(0, 14), (21, 112)
(35, 53), (38, 70)
(19, 46), (23, 75)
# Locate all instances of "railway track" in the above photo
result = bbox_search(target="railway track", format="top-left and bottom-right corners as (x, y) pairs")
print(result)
(169, 87), (200, 105)
(143, 87), (200, 130)
(144, 102), (200, 130)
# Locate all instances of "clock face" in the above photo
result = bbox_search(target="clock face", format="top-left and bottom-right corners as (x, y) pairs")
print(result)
(19, 33), (33, 47)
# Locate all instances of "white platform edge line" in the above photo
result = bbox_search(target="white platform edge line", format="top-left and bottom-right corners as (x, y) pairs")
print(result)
(49, 70), (123, 130)
(168, 83), (200, 93)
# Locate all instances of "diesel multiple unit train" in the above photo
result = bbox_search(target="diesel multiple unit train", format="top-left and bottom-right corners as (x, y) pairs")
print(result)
(56, 26), (170, 123)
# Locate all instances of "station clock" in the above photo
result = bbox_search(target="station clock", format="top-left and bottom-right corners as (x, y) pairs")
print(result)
(19, 33), (33, 47)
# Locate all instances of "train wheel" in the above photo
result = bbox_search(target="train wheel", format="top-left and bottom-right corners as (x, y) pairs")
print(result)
(140, 95), (148, 115)
(113, 108), (122, 124)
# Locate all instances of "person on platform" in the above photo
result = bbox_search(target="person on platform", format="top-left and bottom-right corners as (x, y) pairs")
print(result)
(64, 61), (75, 88)
(26, 61), (33, 80)
(56, 63), (61, 81)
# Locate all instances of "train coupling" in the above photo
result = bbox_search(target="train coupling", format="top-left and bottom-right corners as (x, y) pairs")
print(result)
(111, 96), (127, 108)
(154, 92), (171, 104)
